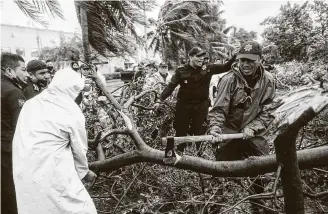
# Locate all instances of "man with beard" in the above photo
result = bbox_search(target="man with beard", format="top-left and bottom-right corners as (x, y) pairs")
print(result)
(156, 47), (236, 153)
(1, 53), (29, 214)
(24, 60), (50, 99)
(207, 41), (276, 213)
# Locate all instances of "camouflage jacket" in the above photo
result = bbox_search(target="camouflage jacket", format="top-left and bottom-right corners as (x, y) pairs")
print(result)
(208, 63), (276, 134)
(143, 72), (172, 92)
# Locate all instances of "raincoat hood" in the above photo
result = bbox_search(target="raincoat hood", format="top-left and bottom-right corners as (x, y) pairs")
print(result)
(47, 67), (85, 101)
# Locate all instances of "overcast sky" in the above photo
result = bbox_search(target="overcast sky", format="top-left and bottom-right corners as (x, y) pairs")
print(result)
(0, 0), (306, 39)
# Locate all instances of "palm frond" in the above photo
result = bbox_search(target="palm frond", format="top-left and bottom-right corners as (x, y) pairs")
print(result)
(170, 30), (196, 45)
(14, 0), (64, 27)
(223, 26), (237, 34)
(210, 42), (235, 50)
(213, 50), (229, 59)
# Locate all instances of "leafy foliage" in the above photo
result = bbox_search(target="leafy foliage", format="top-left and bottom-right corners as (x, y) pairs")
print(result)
(75, 0), (157, 59)
(14, 0), (64, 27)
(261, 1), (328, 63)
(38, 35), (102, 69)
(147, 0), (233, 67)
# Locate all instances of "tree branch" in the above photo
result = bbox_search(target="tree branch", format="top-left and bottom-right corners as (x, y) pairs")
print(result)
(89, 145), (328, 177)
(101, 128), (131, 141)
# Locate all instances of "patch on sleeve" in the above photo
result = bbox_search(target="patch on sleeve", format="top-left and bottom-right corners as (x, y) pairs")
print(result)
(18, 99), (25, 107)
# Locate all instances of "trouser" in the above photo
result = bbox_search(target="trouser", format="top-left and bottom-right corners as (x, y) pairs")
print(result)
(215, 139), (268, 213)
(1, 152), (18, 214)
(173, 100), (209, 152)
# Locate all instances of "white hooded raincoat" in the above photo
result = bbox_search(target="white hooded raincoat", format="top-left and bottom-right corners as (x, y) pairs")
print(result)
(13, 67), (97, 214)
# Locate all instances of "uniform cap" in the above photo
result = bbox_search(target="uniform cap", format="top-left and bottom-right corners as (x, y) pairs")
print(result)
(188, 47), (206, 57)
(237, 41), (262, 61)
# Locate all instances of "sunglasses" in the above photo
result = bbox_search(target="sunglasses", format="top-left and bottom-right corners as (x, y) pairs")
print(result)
(160, 66), (168, 69)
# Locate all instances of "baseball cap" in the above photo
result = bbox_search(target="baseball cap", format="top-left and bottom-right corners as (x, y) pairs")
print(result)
(237, 41), (262, 61)
(26, 60), (47, 73)
(188, 47), (206, 57)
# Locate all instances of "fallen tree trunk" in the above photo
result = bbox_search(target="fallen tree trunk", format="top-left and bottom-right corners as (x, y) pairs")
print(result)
(89, 74), (328, 213)
(89, 145), (328, 176)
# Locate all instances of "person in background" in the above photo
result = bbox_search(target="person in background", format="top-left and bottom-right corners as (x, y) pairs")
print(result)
(207, 41), (276, 213)
(143, 61), (172, 91)
(46, 59), (56, 80)
(24, 59), (50, 100)
(13, 65), (98, 214)
(144, 61), (158, 79)
(155, 46), (236, 153)
(1, 53), (28, 214)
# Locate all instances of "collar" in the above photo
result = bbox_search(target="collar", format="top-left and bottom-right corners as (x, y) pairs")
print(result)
(159, 72), (168, 78)
(187, 62), (201, 71)
(2, 75), (27, 90)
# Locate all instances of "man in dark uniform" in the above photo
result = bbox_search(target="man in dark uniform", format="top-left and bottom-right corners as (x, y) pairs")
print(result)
(156, 47), (236, 152)
(24, 59), (50, 100)
(1, 53), (28, 214)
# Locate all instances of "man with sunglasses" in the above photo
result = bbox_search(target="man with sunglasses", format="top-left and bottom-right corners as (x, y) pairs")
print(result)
(156, 47), (236, 153)
(207, 40), (276, 213)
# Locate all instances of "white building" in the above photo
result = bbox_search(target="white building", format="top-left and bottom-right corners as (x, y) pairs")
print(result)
(0, 24), (82, 63)
(1, 24), (162, 73)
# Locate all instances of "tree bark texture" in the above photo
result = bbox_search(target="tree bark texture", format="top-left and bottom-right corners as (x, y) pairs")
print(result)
(80, 6), (91, 64)
(89, 145), (328, 177)
(274, 108), (317, 214)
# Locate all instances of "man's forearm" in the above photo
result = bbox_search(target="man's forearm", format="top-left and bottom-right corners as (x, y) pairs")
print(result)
(160, 83), (176, 101)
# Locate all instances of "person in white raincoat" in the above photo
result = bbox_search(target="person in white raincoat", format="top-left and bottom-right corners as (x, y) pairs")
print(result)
(12, 66), (98, 214)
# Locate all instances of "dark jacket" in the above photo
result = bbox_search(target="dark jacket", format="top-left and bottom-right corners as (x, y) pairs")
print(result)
(160, 57), (236, 103)
(208, 63), (276, 153)
(1, 75), (26, 153)
(23, 79), (46, 100)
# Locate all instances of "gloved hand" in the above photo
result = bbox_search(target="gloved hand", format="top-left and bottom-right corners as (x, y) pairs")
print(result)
(242, 127), (255, 139)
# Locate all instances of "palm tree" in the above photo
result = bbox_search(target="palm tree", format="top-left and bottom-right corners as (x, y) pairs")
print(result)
(14, 0), (64, 27)
(14, 0), (156, 64)
(147, 0), (215, 66)
(147, 0), (236, 66)
(75, 0), (156, 63)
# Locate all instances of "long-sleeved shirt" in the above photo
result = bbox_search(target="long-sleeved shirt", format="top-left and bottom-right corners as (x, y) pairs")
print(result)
(208, 63), (276, 133)
(160, 56), (236, 103)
